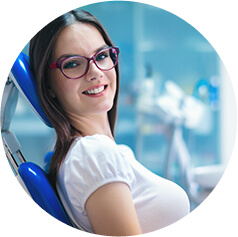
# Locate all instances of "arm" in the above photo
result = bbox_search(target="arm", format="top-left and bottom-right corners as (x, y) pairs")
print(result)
(85, 182), (142, 236)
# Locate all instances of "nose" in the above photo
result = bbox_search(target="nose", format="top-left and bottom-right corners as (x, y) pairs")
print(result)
(84, 59), (103, 81)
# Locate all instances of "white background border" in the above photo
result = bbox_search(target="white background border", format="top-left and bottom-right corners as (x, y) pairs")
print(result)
(1, 0), (238, 236)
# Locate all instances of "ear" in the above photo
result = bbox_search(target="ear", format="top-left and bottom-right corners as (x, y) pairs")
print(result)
(48, 89), (56, 98)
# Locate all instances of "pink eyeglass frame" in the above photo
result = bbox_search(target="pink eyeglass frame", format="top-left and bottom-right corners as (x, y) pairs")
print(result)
(49, 46), (119, 79)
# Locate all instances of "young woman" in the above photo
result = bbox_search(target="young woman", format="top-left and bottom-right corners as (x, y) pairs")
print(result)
(29, 9), (190, 236)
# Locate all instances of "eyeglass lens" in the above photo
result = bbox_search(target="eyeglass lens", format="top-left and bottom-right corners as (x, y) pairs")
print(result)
(61, 47), (118, 79)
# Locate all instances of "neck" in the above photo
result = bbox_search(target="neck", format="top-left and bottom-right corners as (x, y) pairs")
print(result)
(69, 113), (114, 140)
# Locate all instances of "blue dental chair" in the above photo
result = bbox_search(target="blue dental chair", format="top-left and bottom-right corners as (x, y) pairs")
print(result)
(1, 52), (72, 227)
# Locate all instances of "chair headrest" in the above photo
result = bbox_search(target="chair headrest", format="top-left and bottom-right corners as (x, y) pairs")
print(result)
(10, 52), (52, 127)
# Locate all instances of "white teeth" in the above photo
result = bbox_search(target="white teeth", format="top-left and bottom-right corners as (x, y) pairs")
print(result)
(85, 86), (105, 95)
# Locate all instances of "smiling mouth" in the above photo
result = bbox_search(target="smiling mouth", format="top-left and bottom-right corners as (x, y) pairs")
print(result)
(83, 85), (107, 95)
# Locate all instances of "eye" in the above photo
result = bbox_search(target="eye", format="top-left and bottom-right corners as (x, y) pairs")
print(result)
(63, 60), (81, 69)
(96, 51), (109, 61)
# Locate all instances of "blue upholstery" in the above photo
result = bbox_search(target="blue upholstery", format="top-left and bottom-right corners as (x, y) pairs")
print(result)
(11, 52), (52, 127)
(18, 162), (71, 226)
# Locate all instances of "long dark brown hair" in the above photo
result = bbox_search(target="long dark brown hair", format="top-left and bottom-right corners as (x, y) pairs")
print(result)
(29, 9), (120, 187)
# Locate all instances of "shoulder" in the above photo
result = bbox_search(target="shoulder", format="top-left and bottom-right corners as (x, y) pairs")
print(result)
(78, 134), (118, 152)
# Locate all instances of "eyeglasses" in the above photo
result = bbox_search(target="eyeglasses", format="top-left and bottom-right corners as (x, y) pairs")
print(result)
(50, 46), (119, 79)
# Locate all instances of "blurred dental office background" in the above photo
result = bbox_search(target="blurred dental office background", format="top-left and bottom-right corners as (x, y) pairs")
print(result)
(9, 1), (236, 209)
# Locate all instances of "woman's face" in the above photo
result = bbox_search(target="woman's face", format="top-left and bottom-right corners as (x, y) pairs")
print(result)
(49, 23), (117, 119)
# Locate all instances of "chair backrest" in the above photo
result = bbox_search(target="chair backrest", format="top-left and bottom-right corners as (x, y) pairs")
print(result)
(3, 52), (72, 227)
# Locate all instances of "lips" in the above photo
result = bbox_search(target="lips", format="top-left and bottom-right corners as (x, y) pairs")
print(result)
(82, 84), (107, 96)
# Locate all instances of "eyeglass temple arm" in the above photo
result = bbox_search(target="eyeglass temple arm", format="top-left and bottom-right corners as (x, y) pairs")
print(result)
(50, 62), (57, 69)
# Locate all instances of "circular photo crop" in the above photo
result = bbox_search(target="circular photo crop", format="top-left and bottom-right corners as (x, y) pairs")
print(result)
(1, 1), (236, 236)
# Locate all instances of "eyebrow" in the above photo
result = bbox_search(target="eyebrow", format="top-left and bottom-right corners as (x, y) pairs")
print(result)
(55, 44), (109, 62)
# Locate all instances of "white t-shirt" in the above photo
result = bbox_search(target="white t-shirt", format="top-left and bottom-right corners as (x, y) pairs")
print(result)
(56, 134), (190, 233)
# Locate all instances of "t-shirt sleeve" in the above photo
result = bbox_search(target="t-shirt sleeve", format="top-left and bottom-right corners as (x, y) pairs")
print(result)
(57, 135), (136, 214)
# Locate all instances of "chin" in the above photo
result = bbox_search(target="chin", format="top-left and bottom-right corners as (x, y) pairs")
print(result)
(104, 102), (114, 113)
(101, 99), (115, 113)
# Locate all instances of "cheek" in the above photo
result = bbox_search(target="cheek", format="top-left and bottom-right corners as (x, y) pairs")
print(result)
(108, 70), (117, 95)
(49, 73), (81, 108)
